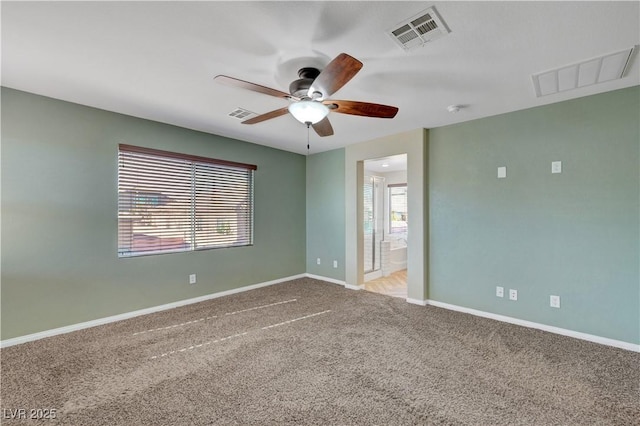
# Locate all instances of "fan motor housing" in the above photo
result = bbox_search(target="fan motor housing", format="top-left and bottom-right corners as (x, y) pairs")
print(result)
(289, 67), (320, 98)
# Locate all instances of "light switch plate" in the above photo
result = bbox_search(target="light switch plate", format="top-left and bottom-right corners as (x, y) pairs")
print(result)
(552, 161), (562, 174)
(497, 166), (507, 179)
(496, 286), (504, 298)
(550, 295), (561, 308)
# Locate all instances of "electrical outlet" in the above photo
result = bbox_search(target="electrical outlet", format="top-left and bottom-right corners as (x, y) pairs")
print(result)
(496, 286), (504, 298)
(333, 260), (338, 268)
(550, 295), (561, 308)
(509, 289), (518, 301)
(316, 258), (321, 265)
(189, 274), (196, 285)
(551, 161), (562, 174)
(497, 166), (507, 179)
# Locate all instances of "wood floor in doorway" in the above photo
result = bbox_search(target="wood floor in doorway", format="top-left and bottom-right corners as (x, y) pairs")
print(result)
(364, 269), (407, 299)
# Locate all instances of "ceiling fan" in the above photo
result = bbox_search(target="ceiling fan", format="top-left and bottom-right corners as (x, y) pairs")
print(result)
(214, 53), (399, 137)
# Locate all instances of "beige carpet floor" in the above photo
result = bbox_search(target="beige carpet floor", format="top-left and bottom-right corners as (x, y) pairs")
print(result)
(1, 278), (638, 425)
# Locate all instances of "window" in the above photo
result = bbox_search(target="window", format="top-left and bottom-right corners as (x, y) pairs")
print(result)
(118, 144), (256, 257)
(388, 184), (407, 234)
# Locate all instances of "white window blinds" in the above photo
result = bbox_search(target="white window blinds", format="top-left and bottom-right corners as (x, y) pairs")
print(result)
(118, 144), (256, 257)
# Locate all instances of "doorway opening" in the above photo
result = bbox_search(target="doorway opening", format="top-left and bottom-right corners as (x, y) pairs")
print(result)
(362, 154), (408, 298)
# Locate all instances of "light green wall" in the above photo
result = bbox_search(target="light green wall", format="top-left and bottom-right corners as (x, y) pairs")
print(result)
(3, 85), (638, 346)
(1, 87), (306, 339)
(429, 87), (640, 345)
(306, 149), (345, 280)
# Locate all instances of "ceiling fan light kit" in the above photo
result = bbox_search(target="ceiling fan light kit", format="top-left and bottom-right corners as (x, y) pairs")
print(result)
(288, 100), (329, 125)
(214, 52), (398, 138)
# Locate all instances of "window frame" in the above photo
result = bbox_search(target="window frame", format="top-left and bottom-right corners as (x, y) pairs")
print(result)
(388, 183), (408, 235)
(117, 144), (257, 258)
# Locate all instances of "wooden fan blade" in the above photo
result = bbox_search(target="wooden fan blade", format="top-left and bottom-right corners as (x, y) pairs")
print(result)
(308, 53), (363, 99)
(325, 100), (399, 118)
(214, 75), (293, 100)
(242, 107), (290, 124)
(312, 117), (334, 137)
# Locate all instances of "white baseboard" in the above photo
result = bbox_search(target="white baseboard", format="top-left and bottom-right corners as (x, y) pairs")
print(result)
(344, 284), (363, 291)
(305, 274), (359, 290)
(0, 274), (306, 348)
(406, 298), (428, 306)
(304, 273), (346, 286)
(6, 275), (636, 353)
(303, 275), (362, 291)
(425, 299), (640, 353)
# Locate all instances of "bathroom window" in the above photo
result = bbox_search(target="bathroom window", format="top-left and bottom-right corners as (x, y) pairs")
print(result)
(118, 144), (256, 257)
(389, 184), (408, 234)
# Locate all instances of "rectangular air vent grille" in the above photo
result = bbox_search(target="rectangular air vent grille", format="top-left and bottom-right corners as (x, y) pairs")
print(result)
(228, 108), (256, 120)
(387, 6), (450, 51)
(531, 47), (635, 97)
(412, 13), (438, 35)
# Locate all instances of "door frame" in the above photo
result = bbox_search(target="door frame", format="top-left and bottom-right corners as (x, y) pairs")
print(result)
(344, 129), (428, 303)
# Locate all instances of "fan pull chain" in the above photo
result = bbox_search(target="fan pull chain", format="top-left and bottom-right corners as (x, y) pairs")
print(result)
(306, 121), (311, 155)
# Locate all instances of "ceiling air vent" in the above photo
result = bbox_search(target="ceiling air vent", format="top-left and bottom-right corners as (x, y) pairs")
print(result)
(228, 107), (256, 120)
(531, 47), (635, 97)
(387, 6), (450, 51)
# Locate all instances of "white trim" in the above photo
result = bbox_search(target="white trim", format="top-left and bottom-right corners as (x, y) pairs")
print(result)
(406, 298), (428, 306)
(6, 275), (635, 353)
(426, 299), (640, 353)
(344, 284), (363, 291)
(0, 274), (306, 348)
(304, 274), (346, 286)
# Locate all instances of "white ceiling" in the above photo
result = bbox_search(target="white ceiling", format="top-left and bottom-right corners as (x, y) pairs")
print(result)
(2, 1), (639, 155)
(365, 154), (408, 173)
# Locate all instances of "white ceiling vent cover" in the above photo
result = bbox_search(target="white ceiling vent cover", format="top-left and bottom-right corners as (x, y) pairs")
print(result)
(228, 107), (256, 121)
(532, 47), (635, 97)
(387, 6), (450, 51)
